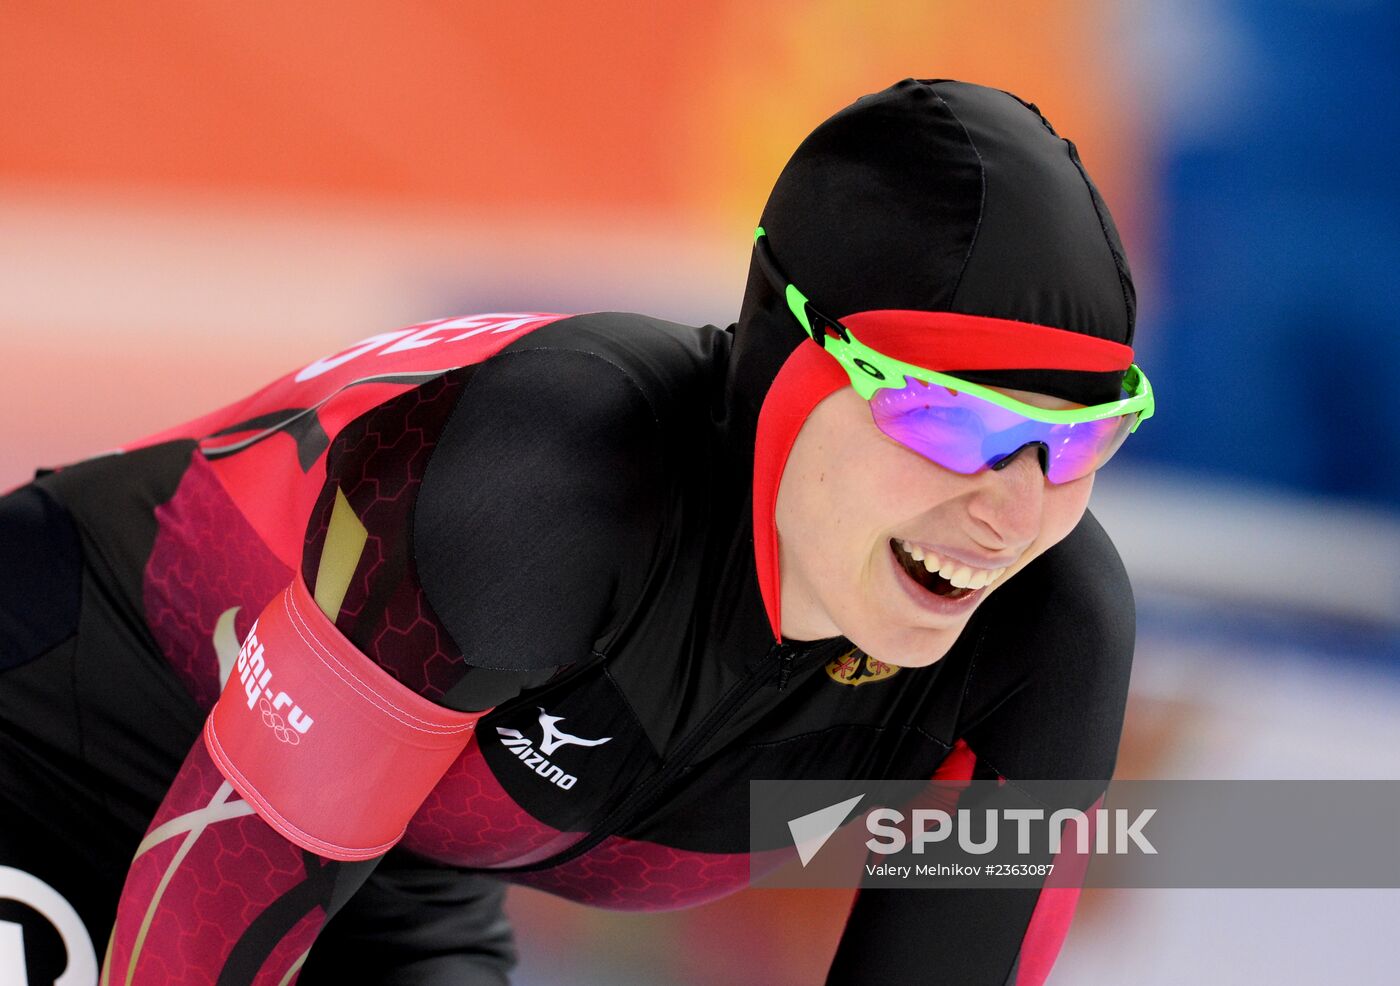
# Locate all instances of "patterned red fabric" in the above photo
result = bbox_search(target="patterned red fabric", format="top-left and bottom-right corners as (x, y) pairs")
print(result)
(507, 834), (753, 911)
(300, 373), (470, 699)
(144, 454), (293, 711)
(108, 744), (316, 985)
(404, 744), (795, 911)
(254, 909), (321, 986)
(401, 740), (579, 868)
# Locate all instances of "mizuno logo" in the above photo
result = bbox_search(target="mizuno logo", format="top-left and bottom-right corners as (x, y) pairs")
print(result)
(536, 709), (612, 755)
(495, 708), (611, 790)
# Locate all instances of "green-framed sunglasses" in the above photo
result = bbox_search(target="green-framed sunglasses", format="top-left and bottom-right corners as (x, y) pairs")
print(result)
(753, 227), (1154, 484)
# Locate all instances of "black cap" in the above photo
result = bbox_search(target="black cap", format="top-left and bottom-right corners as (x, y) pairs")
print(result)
(733, 78), (1136, 407)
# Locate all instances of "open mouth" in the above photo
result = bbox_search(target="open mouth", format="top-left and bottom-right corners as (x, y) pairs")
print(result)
(889, 538), (1004, 600)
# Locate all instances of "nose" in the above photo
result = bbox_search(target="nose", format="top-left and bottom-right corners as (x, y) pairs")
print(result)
(966, 444), (1046, 548)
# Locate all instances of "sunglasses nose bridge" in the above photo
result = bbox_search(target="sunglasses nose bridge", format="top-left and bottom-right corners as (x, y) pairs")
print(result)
(967, 440), (1050, 551)
(989, 441), (1050, 477)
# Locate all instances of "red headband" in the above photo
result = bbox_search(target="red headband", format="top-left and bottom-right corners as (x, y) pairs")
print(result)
(840, 310), (1134, 372)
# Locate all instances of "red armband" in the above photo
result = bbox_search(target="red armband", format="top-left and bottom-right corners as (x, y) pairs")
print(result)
(204, 577), (484, 861)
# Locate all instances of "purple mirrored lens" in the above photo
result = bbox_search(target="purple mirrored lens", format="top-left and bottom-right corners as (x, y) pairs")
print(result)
(867, 378), (1135, 484)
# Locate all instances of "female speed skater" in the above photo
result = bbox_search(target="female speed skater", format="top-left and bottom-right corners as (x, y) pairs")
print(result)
(0, 78), (1151, 985)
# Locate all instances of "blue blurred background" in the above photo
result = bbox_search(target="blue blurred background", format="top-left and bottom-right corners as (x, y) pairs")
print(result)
(1127, 0), (1400, 506)
(2, 2), (1397, 983)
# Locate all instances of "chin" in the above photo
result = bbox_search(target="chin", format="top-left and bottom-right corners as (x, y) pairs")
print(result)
(854, 622), (963, 670)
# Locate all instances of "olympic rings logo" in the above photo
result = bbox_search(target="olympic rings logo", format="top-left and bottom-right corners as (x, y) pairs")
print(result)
(259, 696), (301, 745)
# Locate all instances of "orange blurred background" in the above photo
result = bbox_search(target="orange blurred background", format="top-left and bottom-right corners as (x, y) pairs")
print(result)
(0, 0), (1147, 494)
(1, 4), (1176, 984)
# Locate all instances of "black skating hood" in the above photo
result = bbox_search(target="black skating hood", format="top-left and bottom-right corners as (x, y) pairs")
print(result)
(726, 78), (1140, 639)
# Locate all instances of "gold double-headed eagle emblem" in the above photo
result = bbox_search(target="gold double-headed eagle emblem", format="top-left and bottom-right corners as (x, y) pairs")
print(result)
(824, 647), (900, 686)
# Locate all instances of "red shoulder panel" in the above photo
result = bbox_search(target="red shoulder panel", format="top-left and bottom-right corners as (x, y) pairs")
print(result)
(125, 313), (567, 570)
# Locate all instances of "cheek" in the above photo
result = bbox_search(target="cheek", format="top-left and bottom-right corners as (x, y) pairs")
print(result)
(790, 409), (894, 541)
(1041, 473), (1095, 543)
(855, 434), (970, 539)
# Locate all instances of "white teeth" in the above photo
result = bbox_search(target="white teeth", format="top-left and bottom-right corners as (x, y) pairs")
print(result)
(898, 539), (1010, 591)
(947, 565), (974, 588)
(899, 539), (934, 568)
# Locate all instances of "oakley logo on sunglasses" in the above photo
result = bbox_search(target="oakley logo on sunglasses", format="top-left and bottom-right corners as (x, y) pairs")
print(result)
(852, 359), (885, 381)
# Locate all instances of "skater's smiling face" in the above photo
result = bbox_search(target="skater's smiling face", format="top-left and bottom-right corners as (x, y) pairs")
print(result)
(774, 385), (1094, 667)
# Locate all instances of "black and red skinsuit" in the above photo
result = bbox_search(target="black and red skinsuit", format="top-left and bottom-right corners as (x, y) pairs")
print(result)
(0, 79), (1137, 985)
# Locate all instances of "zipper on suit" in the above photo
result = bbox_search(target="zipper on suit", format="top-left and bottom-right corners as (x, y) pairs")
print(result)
(775, 644), (797, 692)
